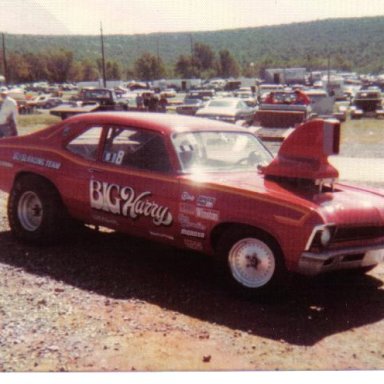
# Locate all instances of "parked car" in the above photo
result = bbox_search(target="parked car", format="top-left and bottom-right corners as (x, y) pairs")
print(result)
(350, 88), (384, 118)
(196, 97), (256, 124)
(50, 88), (129, 119)
(0, 113), (384, 296)
(175, 98), (205, 115)
(304, 89), (346, 122)
(28, 95), (63, 109)
(187, 89), (216, 101)
(235, 91), (258, 107)
(160, 88), (177, 98)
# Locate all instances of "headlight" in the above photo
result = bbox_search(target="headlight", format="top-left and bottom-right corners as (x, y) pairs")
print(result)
(306, 225), (336, 251)
(320, 227), (332, 247)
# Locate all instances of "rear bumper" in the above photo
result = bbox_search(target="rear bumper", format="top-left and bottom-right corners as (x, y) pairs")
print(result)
(297, 244), (384, 275)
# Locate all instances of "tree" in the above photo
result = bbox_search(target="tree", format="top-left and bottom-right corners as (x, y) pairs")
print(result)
(107, 61), (122, 80)
(193, 42), (215, 74)
(7, 52), (33, 83)
(45, 49), (74, 83)
(134, 52), (165, 81)
(174, 55), (195, 78)
(217, 49), (240, 78)
(79, 59), (99, 81)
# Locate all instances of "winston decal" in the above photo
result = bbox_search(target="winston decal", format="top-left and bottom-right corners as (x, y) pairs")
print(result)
(90, 180), (173, 226)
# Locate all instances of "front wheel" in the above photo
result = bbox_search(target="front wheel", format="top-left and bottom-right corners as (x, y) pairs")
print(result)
(216, 228), (288, 296)
(8, 175), (69, 244)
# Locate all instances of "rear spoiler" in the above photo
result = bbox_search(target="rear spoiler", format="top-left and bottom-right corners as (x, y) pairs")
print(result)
(262, 119), (340, 189)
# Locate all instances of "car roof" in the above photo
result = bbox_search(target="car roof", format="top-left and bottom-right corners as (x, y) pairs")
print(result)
(61, 112), (250, 135)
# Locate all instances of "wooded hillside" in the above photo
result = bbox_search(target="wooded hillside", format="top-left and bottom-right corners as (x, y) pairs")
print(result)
(2, 16), (384, 82)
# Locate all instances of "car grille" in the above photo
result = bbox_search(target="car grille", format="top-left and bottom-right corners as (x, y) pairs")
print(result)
(333, 225), (384, 243)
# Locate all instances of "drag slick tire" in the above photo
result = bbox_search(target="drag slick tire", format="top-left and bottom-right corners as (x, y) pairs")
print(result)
(8, 175), (68, 244)
(216, 228), (288, 296)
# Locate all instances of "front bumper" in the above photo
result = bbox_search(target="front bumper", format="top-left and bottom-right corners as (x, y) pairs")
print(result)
(297, 244), (384, 276)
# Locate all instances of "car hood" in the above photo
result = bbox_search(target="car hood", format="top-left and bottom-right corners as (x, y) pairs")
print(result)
(180, 170), (384, 226)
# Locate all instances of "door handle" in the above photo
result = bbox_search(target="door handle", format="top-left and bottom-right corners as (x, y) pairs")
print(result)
(88, 168), (103, 174)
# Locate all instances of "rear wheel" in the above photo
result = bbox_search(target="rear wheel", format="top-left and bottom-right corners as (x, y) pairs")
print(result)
(8, 175), (69, 244)
(216, 228), (288, 296)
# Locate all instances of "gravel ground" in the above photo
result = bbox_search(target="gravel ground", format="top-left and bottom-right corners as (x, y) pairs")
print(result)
(0, 186), (384, 372)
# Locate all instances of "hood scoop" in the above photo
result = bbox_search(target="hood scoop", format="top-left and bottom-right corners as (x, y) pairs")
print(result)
(262, 119), (340, 191)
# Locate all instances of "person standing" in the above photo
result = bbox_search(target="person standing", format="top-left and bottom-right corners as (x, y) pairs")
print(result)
(158, 94), (168, 113)
(0, 88), (18, 137)
(135, 93), (144, 110)
(293, 89), (311, 105)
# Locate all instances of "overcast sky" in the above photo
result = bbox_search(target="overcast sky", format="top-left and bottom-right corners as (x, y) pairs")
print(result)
(2, 0), (384, 35)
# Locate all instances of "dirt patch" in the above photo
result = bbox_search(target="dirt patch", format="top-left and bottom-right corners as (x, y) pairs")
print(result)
(1, 190), (384, 372)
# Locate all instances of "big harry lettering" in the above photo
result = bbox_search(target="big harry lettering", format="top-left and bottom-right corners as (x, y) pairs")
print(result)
(90, 180), (173, 226)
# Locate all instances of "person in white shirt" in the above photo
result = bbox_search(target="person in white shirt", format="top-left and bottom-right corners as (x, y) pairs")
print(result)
(0, 88), (18, 137)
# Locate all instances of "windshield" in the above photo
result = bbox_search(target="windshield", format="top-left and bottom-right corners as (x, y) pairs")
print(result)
(172, 131), (273, 173)
(183, 98), (201, 105)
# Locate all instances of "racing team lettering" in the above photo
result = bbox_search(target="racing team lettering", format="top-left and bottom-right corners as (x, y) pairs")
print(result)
(90, 180), (173, 226)
(13, 152), (61, 170)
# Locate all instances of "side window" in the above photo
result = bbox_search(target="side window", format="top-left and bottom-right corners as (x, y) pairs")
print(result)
(66, 126), (102, 160)
(102, 126), (171, 173)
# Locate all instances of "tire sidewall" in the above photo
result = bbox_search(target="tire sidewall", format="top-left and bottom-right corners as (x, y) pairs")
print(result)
(8, 175), (65, 244)
(216, 227), (287, 296)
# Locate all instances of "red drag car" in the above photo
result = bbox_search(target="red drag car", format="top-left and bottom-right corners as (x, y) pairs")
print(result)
(0, 112), (384, 295)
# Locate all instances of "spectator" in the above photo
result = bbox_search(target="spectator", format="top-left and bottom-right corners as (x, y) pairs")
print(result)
(0, 88), (18, 138)
(136, 93), (144, 110)
(148, 94), (159, 112)
(264, 92), (275, 104)
(143, 93), (150, 111)
(158, 94), (168, 113)
(293, 89), (311, 105)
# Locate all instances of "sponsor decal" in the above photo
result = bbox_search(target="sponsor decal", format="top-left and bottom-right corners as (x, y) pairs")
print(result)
(13, 152), (61, 170)
(91, 213), (119, 226)
(196, 207), (220, 222)
(0, 160), (13, 168)
(197, 195), (216, 208)
(184, 239), (203, 251)
(149, 231), (175, 241)
(181, 191), (195, 202)
(178, 214), (206, 231)
(179, 203), (196, 216)
(90, 180), (173, 226)
(181, 228), (205, 239)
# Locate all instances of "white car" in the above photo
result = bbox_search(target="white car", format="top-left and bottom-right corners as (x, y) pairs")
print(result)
(196, 98), (256, 124)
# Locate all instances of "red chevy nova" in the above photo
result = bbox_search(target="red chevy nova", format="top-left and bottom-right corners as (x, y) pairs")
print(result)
(0, 112), (384, 295)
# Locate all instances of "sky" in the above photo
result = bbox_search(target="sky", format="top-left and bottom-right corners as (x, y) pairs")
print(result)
(1, 0), (384, 35)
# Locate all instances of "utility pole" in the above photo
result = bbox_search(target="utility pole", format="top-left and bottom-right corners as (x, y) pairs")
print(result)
(156, 37), (160, 80)
(327, 53), (331, 95)
(189, 34), (194, 78)
(100, 23), (107, 88)
(2, 32), (8, 86)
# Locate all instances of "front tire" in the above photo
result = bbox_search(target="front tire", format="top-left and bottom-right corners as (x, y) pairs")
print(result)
(8, 175), (68, 244)
(216, 228), (288, 296)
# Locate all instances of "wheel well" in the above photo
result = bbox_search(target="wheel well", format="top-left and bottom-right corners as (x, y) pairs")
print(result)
(210, 222), (283, 255)
(13, 172), (61, 200)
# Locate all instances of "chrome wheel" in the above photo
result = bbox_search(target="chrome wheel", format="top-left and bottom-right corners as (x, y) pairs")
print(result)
(228, 237), (276, 288)
(17, 191), (43, 232)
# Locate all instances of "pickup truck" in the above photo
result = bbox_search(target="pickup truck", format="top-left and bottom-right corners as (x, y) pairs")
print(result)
(50, 88), (129, 119)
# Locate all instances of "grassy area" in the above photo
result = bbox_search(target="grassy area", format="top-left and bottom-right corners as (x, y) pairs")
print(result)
(18, 112), (61, 136)
(340, 117), (384, 145)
